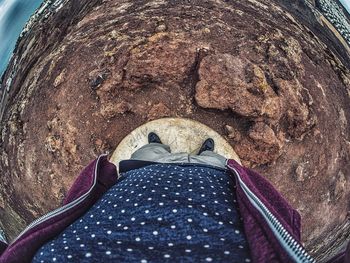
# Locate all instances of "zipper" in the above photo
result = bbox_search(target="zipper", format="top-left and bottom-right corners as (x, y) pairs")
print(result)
(10, 154), (105, 246)
(0, 228), (7, 244)
(229, 166), (315, 263)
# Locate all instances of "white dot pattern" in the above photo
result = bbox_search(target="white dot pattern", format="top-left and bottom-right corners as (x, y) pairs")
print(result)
(33, 164), (251, 262)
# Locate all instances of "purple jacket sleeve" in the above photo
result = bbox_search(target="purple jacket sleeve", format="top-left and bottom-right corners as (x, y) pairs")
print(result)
(0, 242), (7, 256)
(327, 241), (350, 263)
(227, 159), (302, 262)
(0, 155), (118, 263)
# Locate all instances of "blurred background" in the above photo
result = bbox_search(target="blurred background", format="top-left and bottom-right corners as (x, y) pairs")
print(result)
(0, 0), (42, 76)
(340, 0), (350, 11)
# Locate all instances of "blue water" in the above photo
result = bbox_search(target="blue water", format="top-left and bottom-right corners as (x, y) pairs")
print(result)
(339, 0), (350, 13)
(0, 0), (43, 77)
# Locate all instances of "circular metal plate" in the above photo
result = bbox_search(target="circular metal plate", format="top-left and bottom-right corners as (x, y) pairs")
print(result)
(110, 117), (241, 169)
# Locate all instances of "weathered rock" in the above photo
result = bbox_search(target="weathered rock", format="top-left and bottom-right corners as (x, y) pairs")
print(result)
(100, 101), (132, 118)
(224, 125), (241, 141)
(248, 122), (281, 147)
(295, 162), (318, 182)
(195, 54), (282, 120)
(275, 78), (316, 140)
(234, 122), (283, 166)
(123, 35), (197, 90)
(331, 171), (347, 201)
(44, 135), (62, 153)
(0, 0), (349, 260)
(53, 69), (67, 88)
(147, 102), (171, 121)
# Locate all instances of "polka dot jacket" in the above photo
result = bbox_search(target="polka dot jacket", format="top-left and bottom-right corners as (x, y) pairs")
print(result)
(33, 164), (251, 262)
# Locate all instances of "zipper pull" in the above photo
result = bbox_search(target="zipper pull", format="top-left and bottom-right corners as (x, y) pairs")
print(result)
(0, 227), (7, 244)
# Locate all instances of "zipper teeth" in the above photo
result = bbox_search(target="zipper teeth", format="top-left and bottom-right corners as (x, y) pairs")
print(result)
(231, 167), (315, 263)
(10, 155), (104, 246)
(11, 191), (87, 244)
(265, 202), (315, 263)
(0, 228), (7, 244)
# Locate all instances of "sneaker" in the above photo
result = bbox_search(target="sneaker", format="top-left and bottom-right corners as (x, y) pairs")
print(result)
(198, 138), (214, 155)
(148, 132), (162, 144)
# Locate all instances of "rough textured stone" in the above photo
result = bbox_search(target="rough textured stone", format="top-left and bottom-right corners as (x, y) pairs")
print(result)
(195, 54), (282, 120)
(0, 0), (349, 261)
(100, 101), (132, 118)
(147, 102), (171, 120)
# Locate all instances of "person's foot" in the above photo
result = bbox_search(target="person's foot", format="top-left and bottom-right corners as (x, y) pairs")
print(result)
(198, 138), (214, 155)
(148, 132), (162, 144)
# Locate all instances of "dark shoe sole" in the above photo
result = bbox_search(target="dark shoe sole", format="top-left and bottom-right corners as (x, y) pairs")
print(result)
(148, 132), (162, 144)
(198, 138), (214, 155)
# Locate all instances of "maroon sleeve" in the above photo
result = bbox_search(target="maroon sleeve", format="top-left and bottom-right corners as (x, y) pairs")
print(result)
(228, 159), (301, 241)
(64, 155), (118, 204)
(0, 155), (118, 263)
(328, 241), (350, 263)
(0, 242), (7, 257)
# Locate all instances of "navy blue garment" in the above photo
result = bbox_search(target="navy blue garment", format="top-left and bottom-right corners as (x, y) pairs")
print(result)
(33, 164), (251, 262)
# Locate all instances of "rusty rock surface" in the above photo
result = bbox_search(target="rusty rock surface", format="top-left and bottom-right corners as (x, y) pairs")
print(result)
(0, 0), (350, 260)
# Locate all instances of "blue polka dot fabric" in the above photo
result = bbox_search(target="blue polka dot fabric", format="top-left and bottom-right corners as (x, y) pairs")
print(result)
(33, 164), (251, 262)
